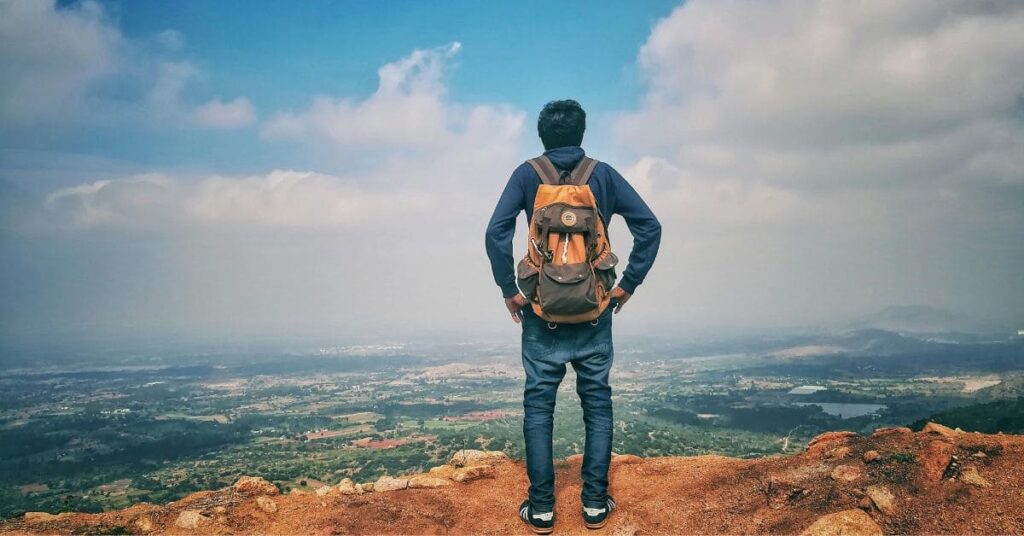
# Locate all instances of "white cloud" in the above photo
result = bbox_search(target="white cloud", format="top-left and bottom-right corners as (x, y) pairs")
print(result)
(262, 42), (471, 148)
(147, 60), (197, 110)
(195, 97), (256, 129)
(43, 170), (432, 230)
(612, 0), (1024, 328)
(0, 0), (121, 124)
(155, 29), (184, 51)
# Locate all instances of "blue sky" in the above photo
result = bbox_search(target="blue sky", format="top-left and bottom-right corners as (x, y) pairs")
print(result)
(2, 0), (1022, 345)
(11, 0), (678, 181)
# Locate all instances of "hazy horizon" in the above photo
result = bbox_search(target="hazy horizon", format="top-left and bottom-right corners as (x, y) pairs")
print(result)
(2, 0), (1023, 347)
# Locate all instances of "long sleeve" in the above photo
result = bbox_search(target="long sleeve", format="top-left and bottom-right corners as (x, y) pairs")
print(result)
(485, 168), (527, 298)
(609, 166), (662, 294)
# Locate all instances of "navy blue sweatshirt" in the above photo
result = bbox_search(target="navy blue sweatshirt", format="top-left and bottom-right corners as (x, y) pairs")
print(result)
(485, 146), (662, 298)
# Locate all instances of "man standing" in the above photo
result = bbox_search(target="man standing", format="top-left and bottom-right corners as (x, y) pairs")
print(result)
(485, 100), (661, 532)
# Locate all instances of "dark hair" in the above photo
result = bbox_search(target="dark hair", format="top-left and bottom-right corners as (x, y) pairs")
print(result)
(537, 99), (586, 150)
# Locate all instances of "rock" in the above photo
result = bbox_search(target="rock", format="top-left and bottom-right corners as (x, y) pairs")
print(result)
(430, 463), (493, 482)
(361, 482), (374, 492)
(922, 422), (958, 438)
(871, 427), (912, 438)
(960, 466), (991, 488)
(408, 474), (451, 488)
(808, 431), (858, 448)
(830, 464), (863, 483)
(566, 453), (584, 463)
(972, 451), (987, 459)
(611, 453), (643, 465)
(175, 510), (210, 530)
(453, 465), (494, 482)
(315, 485), (333, 496)
(800, 509), (883, 536)
(256, 496), (278, 513)
(920, 440), (956, 481)
(865, 485), (896, 515)
(826, 446), (852, 459)
(233, 475), (280, 496)
(448, 449), (509, 467)
(289, 488), (309, 495)
(863, 450), (881, 463)
(335, 478), (363, 494)
(133, 516), (154, 533)
(857, 497), (874, 511)
(373, 476), (410, 492)
(23, 512), (60, 524)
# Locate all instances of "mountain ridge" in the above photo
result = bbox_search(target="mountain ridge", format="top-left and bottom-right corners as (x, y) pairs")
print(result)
(2, 423), (1022, 535)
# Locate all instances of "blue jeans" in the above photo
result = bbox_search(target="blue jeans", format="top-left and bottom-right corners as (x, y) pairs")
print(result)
(521, 304), (614, 511)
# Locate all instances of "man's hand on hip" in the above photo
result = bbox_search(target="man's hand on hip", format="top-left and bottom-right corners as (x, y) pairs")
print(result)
(505, 293), (528, 323)
(610, 287), (632, 314)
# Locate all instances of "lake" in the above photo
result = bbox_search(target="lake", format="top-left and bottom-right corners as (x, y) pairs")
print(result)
(794, 402), (887, 419)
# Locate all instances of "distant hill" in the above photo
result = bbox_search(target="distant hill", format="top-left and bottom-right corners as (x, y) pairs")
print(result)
(4, 425), (1023, 535)
(849, 305), (988, 335)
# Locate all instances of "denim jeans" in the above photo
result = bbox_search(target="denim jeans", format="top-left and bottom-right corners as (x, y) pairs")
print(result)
(521, 303), (614, 511)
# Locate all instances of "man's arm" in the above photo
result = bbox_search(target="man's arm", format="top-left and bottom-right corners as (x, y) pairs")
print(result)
(485, 165), (528, 300)
(609, 165), (662, 296)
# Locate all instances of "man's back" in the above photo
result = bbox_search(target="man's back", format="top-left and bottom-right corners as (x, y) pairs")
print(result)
(483, 100), (660, 534)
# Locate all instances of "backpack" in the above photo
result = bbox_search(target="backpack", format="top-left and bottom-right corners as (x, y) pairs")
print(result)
(516, 155), (619, 324)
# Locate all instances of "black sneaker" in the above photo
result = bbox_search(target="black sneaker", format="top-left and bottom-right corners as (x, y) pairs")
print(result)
(519, 499), (555, 534)
(582, 496), (617, 529)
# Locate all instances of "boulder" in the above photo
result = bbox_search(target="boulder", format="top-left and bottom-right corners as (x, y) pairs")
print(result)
(175, 510), (210, 530)
(132, 516), (154, 533)
(566, 453), (584, 463)
(830, 464), (863, 483)
(256, 496), (278, 513)
(971, 451), (987, 459)
(336, 478), (363, 494)
(920, 440), (955, 481)
(871, 427), (912, 438)
(408, 474), (452, 488)
(865, 485), (896, 515)
(315, 485), (333, 496)
(922, 422), (958, 438)
(233, 476), (280, 496)
(808, 431), (858, 448)
(862, 450), (881, 463)
(826, 446), (852, 459)
(373, 476), (410, 492)
(448, 449), (509, 468)
(959, 466), (991, 488)
(23, 512), (60, 524)
(611, 453), (644, 465)
(800, 509), (883, 536)
(429, 463), (494, 482)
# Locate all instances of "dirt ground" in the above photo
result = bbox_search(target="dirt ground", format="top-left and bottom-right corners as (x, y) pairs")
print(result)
(3, 426), (1023, 535)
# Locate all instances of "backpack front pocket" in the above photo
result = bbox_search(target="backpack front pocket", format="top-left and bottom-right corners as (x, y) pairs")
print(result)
(538, 262), (597, 316)
(517, 257), (540, 301)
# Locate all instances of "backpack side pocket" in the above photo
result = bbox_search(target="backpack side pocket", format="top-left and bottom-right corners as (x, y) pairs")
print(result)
(594, 251), (619, 293)
(516, 257), (541, 302)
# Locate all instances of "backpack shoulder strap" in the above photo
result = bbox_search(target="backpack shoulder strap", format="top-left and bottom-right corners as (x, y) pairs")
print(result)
(526, 156), (561, 185)
(570, 157), (599, 185)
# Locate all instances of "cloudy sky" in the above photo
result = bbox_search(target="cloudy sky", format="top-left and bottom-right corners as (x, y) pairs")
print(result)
(1, 0), (1022, 347)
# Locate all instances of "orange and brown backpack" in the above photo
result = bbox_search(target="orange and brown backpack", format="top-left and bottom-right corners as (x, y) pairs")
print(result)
(516, 155), (619, 324)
